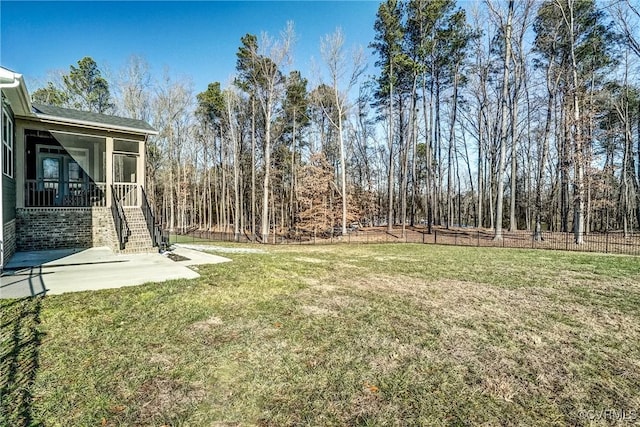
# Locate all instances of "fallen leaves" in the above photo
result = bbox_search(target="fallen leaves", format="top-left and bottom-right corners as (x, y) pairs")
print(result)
(364, 381), (379, 394)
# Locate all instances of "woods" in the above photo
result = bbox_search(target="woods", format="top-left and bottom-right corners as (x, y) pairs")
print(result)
(33, 0), (640, 242)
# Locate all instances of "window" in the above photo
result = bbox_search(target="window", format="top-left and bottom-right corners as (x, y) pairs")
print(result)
(42, 157), (60, 180)
(114, 139), (139, 153)
(113, 154), (137, 183)
(2, 110), (14, 178)
(68, 161), (81, 181)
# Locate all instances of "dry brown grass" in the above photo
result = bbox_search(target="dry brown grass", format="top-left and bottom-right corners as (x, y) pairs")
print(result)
(3, 243), (639, 426)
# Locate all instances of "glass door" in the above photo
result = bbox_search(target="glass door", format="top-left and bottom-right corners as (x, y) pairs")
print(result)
(37, 150), (87, 206)
(40, 155), (62, 205)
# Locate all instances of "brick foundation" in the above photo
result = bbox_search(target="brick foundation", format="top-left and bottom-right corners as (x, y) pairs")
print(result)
(16, 208), (118, 252)
(3, 219), (16, 263)
(92, 208), (118, 250)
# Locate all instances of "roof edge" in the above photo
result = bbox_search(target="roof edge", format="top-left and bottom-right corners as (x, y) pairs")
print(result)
(30, 113), (159, 136)
(0, 69), (32, 116)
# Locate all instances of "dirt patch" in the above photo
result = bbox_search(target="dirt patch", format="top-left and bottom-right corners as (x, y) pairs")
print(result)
(305, 281), (336, 292)
(294, 256), (327, 264)
(133, 377), (205, 423)
(148, 352), (176, 368)
(300, 305), (335, 316)
(190, 315), (224, 331)
(368, 342), (422, 374)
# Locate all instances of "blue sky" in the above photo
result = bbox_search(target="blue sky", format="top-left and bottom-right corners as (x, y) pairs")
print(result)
(1, 1), (381, 94)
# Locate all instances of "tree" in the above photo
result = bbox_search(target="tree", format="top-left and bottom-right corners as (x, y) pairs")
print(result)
(117, 55), (152, 122)
(371, 0), (405, 232)
(32, 57), (114, 114)
(31, 82), (68, 106)
(63, 57), (114, 113)
(438, 7), (474, 229)
(283, 70), (310, 228)
(320, 27), (366, 235)
(534, 0), (617, 241)
(296, 152), (337, 235)
(489, 0), (514, 241)
(224, 86), (243, 241)
(196, 81), (226, 231)
(235, 24), (294, 243)
(152, 72), (194, 231)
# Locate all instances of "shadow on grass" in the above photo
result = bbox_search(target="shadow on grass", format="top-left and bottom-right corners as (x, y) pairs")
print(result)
(0, 295), (44, 426)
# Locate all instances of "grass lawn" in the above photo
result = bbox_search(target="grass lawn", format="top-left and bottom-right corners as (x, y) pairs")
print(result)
(2, 244), (640, 426)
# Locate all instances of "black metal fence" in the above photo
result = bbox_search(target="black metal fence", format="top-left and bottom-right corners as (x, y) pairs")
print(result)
(167, 227), (640, 256)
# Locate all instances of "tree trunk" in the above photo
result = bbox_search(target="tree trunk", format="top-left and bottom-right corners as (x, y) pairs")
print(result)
(387, 61), (395, 233)
(556, 0), (585, 244)
(338, 103), (348, 236)
(251, 98), (256, 239)
(447, 69), (460, 229)
(261, 102), (272, 243)
(494, 0), (514, 241)
(509, 61), (520, 232)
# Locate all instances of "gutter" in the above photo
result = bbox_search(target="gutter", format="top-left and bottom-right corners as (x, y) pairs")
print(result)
(0, 70), (31, 270)
(0, 92), (4, 271)
(0, 70), (31, 116)
(0, 79), (21, 271)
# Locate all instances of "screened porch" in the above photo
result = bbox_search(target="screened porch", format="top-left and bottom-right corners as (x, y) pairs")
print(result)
(23, 129), (142, 208)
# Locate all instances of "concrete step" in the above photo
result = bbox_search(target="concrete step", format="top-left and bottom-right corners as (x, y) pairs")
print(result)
(119, 246), (157, 254)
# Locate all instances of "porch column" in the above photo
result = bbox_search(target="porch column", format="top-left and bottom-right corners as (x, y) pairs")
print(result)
(106, 137), (113, 208)
(137, 138), (145, 206)
(15, 123), (25, 208)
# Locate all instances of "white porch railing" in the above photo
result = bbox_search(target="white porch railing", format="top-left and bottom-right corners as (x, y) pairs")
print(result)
(113, 183), (138, 206)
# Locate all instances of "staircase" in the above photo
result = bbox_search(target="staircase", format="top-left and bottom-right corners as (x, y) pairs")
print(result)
(120, 207), (156, 254)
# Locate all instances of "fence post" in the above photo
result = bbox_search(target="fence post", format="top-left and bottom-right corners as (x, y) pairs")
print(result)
(434, 230), (437, 244)
(477, 230), (480, 247)
(606, 232), (609, 254)
(565, 232), (569, 251)
(422, 232), (425, 244)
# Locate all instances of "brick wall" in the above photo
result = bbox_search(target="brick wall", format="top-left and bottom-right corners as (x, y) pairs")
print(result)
(16, 208), (118, 252)
(92, 208), (118, 250)
(3, 219), (16, 262)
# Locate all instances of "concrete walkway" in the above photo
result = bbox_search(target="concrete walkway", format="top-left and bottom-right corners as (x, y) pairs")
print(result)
(0, 246), (231, 298)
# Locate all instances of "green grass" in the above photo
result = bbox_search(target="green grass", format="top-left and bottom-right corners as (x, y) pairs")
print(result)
(2, 244), (640, 426)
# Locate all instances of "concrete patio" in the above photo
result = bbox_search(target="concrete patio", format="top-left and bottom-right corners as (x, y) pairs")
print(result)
(0, 245), (231, 298)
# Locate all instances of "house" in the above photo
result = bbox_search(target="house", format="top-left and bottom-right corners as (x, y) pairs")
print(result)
(1, 66), (161, 270)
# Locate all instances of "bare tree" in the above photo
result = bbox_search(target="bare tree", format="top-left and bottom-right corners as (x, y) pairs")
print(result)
(487, 0), (515, 240)
(319, 27), (366, 235)
(152, 71), (194, 231)
(236, 23), (294, 242)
